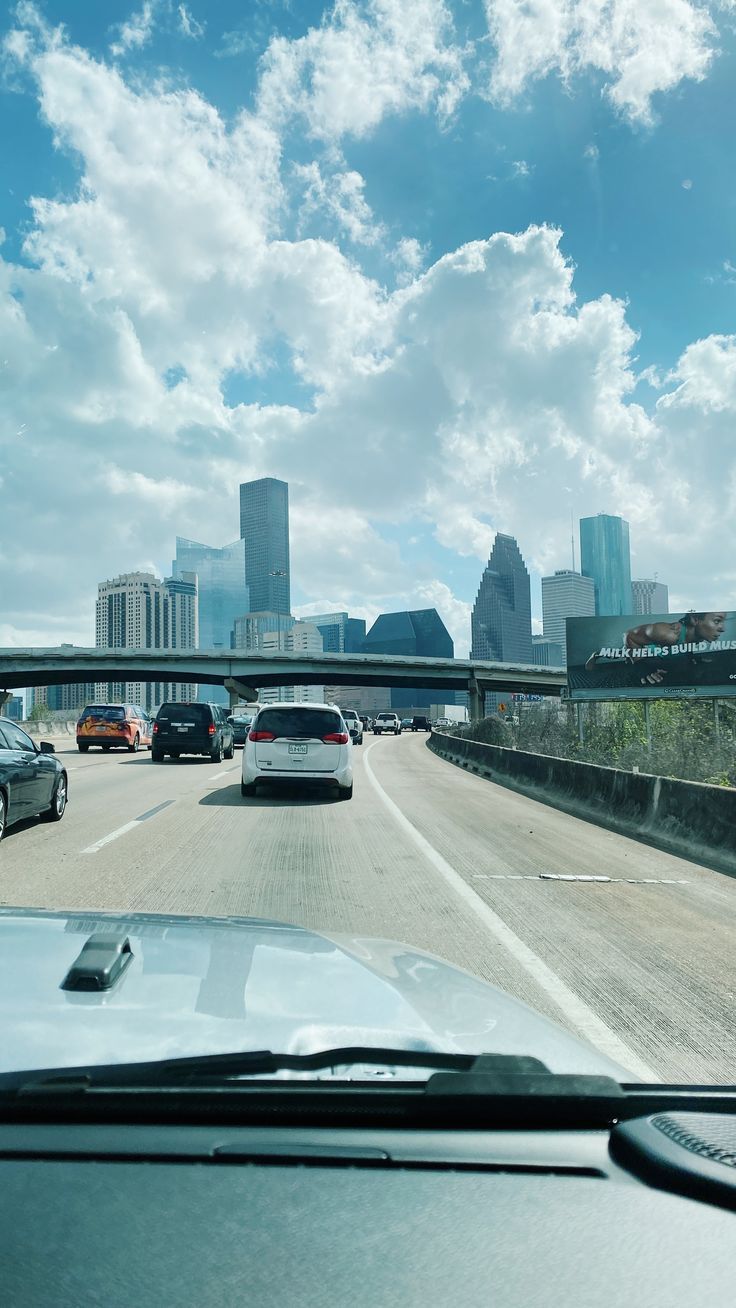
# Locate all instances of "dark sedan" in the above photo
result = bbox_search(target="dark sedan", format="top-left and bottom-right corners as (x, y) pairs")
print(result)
(227, 714), (254, 747)
(0, 718), (68, 840)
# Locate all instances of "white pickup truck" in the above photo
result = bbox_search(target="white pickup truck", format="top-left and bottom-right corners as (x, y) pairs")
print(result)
(373, 712), (401, 736)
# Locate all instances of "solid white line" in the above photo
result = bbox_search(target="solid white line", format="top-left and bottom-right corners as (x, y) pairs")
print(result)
(362, 743), (659, 1082)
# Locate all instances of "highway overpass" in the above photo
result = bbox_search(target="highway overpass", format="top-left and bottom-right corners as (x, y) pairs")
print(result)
(0, 647), (567, 718)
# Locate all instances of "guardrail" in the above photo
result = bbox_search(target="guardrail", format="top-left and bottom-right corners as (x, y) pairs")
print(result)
(429, 731), (736, 878)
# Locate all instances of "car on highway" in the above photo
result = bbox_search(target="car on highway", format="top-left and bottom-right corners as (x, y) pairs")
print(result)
(434, 717), (454, 728)
(241, 702), (353, 799)
(0, 719), (68, 840)
(411, 715), (431, 731)
(76, 704), (153, 753)
(373, 712), (402, 735)
(400, 717), (413, 731)
(227, 713), (254, 747)
(152, 702), (234, 763)
(341, 709), (363, 745)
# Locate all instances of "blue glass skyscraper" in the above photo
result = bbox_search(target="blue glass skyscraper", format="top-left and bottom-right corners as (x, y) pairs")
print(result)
(239, 478), (290, 615)
(579, 514), (632, 616)
(173, 537), (249, 705)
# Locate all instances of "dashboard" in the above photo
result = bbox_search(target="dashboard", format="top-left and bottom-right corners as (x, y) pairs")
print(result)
(1, 1117), (734, 1306)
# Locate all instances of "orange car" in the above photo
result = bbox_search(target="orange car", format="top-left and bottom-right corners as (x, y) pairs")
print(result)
(76, 704), (153, 753)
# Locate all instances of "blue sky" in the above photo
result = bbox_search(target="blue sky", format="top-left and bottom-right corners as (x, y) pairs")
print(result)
(2, 0), (736, 652)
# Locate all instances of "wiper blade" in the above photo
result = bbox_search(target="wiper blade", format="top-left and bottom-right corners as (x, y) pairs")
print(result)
(2, 1049), (551, 1094)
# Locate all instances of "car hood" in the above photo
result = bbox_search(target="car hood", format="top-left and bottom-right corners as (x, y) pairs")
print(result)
(0, 907), (633, 1079)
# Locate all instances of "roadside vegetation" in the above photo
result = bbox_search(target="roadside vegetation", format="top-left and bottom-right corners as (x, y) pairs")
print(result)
(453, 699), (736, 787)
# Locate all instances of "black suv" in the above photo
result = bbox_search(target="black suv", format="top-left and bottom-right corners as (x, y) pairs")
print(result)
(411, 715), (431, 732)
(152, 703), (235, 763)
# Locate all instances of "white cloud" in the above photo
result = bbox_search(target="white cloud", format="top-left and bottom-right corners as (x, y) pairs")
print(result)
(110, 1), (157, 58)
(293, 161), (385, 245)
(682, 177), (693, 189)
(178, 5), (205, 40)
(657, 335), (736, 413)
(483, 0), (720, 124)
(256, 0), (469, 141)
(511, 158), (532, 178)
(2, 6), (735, 650)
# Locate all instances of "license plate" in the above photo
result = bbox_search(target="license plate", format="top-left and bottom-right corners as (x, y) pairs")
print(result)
(289, 743), (308, 755)
(177, 726), (189, 733)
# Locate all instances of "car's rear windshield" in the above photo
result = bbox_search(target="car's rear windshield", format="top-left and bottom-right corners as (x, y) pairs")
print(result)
(377, 713), (394, 719)
(156, 704), (211, 724)
(230, 715), (252, 724)
(342, 711), (357, 719)
(79, 706), (126, 721)
(256, 708), (342, 738)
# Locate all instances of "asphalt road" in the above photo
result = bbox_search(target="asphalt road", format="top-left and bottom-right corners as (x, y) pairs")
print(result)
(1, 732), (734, 1084)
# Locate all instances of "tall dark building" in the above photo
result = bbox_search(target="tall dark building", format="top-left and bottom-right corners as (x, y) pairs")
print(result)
(239, 477), (290, 614)
(580, 513), (631, 616)
(471, 534), (533, 664)
(363, 609), (454, 710)
(345, 617), (366, 652)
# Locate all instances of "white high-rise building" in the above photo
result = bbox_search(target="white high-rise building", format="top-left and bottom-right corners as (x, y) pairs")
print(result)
(257, 621), (324, 704)
(631, 579), (669, 615)
(95, 571), (199, 710)
(541, 570), (595, 664)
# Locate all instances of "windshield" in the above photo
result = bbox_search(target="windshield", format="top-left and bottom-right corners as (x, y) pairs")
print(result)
(79, 707), (126, 722)
(255, 708), (342, 738)
(157, 705), (210, 724)
(1, 0), (734, 1093)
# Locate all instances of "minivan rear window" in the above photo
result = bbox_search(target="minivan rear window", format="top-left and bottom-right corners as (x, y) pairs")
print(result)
(255, 708), (342, 738)
(79, 706), (126, 721)
(157, 704), (211, 724)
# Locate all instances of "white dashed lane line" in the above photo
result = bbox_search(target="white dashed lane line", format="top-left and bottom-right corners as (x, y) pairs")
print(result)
(81, 800), (176, 854)
(473, 874), (690, 885)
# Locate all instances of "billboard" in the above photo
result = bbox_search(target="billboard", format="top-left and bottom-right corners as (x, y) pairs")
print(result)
(566, 611), (736, 700)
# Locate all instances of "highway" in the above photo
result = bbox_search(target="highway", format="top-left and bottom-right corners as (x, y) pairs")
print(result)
(1, 732), (734, 1084)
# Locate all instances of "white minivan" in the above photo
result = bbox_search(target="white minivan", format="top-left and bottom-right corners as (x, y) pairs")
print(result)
(241, 702), (353, 800)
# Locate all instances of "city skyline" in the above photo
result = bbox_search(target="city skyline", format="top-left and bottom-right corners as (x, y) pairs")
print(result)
(32, 502), (678, 667)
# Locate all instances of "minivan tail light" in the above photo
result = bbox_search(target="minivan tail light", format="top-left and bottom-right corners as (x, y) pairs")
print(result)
(208, 724), (216, 735)
(323, 732), (349, 744)
(153, 723), (159, 733)
(249, 730), (275, 742)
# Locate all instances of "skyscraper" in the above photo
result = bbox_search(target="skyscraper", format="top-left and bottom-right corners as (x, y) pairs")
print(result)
(580, 513), (632, 616)
(95, 571), (198, 709)
(541, 569), (595, 663)
(362, 609), (454, 711)
(173, 538), (248, 651)
(631, 579), (669, 615)
(239, 477), (290, 614)
(471, 535), (533, 664)
(308, 612), (367, 653)
(173, 537), (249, 705)
(531, 635), (565, 667)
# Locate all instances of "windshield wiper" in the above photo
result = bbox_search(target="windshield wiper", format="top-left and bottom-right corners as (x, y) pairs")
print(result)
(0, 1049), (551, 1094)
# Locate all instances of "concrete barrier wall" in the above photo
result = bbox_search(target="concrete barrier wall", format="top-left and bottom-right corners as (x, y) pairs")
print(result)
(430, 731), (736, 878)
(21, 721), (78, 740)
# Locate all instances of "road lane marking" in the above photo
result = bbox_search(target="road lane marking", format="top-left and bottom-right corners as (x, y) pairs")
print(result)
(205, 768), (238, 784)
(473, 874), (690, 885)
(81, 800), (175, 854)
(363, 743), (659, 1082)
